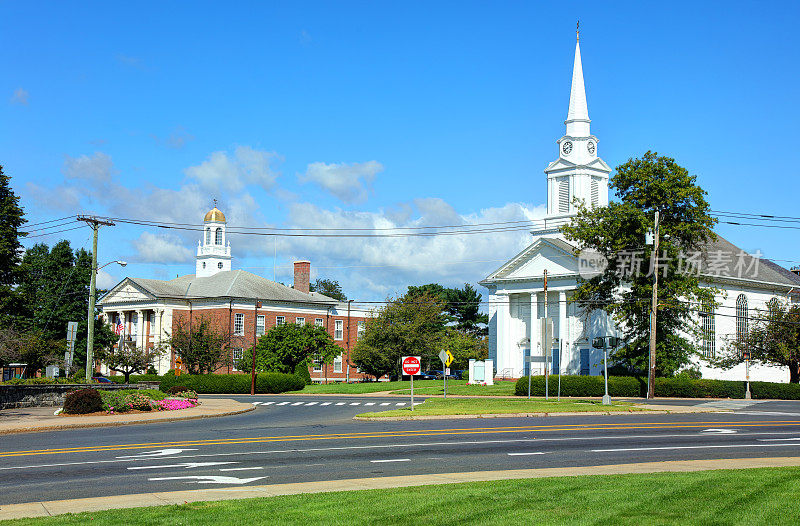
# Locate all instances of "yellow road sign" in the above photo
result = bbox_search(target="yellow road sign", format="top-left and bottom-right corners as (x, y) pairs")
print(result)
(445, 350), (455, 367)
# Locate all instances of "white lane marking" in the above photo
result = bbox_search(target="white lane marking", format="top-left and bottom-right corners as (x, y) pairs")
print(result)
(701, 428), (738, 434)
(380, 403), (390, 406)
(291, 402), (304, 406)
(335, 402), (345, 405)
(148, 475), (266, 484)
(251, 402), (262, 405)
(364, 403), (376, 406)
(395, 403), (406, 406)
(117, 449), (198, 459)
(276, 402), (291, 406)
(370, 458), (411, 463)
(218, 467), (264, 472)
(129, 462), (236, 470)
(507, 452), (546, 456)
(413, 402), (423, 406)
(262, 401), (275, 405)
(349, 402), (361, 406)
(758, 438), (800, 442)
(593, 443), (800, 452)
(741, 411), (800, 417)
(305, 402), (318, 406)
(320, 402), (332, 406)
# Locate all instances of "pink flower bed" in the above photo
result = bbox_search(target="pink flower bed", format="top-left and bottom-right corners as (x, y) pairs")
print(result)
(158, 399), (199, 411)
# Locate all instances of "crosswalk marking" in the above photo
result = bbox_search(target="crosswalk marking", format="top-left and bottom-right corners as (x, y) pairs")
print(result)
(320, 402), (331, 406)
(263, 401), (275, 405)
(349, 402), (361, 406)
(335, 402), (345, 405)
(380, 402), (390, 406)
(291, 402), (304, 406)
(364, 402), (375, 406)
(305, 402), (318, 406)
(395, 403), (406, 406)
(276, 402), (290, 406)
(250, 399), (411, 409)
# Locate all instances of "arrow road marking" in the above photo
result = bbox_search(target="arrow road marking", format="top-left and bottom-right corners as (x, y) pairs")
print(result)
(148, 475), (267, 484)
(128, 462), (237, 470)
(117, 449), (198, 459)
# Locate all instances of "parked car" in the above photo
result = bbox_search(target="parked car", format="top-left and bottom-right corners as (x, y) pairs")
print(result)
(419, 370), (443, 380)
(92, 376), (113, 383)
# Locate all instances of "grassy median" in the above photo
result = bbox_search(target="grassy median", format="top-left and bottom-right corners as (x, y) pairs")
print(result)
(356, 397), (643, 418)
(5, 467), (800, 525)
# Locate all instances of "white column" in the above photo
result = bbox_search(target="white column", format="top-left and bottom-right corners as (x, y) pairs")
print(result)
(136, 309), (144, 350)
(496, 293), (508, 377)
(529, 292), (538, 377)
(559, 291), (567, 375)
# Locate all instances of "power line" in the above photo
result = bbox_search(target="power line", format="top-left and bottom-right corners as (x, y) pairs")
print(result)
(25, 225), (88, 238)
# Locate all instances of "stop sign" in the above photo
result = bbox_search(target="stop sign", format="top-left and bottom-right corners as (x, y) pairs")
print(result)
(401, 356), (422, 376)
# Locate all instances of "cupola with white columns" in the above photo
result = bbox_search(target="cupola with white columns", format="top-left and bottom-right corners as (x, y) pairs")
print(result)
(541, 30), (611, 231)
(196, 205), (232, 277)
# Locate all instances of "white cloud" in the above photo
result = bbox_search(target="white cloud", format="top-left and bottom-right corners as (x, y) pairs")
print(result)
(153, 126), (194, 149)
(299, 161), (383, 203)
(10, 88), (29, 105)
(96, 269), (118, 289)
(185, 146), (279, 192)
(63, 152), (115, 183)
(132, 232), (193, 263)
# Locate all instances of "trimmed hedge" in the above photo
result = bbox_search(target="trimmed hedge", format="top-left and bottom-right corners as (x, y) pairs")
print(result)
(514, 375), (800, 400)
(108, 374), (164, 384)
(159, 373), (305, 394)
(63, 388), (103, 414)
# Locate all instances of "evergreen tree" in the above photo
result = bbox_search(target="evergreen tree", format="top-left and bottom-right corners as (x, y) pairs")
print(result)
(0, 165), (27, 324)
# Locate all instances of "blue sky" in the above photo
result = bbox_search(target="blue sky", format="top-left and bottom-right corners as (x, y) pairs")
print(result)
(2, 1), (799, 300)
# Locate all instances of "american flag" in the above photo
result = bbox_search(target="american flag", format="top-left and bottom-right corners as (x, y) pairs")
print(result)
(114, 318), (124, 335)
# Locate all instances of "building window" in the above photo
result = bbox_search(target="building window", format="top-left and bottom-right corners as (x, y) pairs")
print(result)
(558, 178), (570, 213)
(334, 320), (343, 340)
(767, 297), (781, 314)
(276, 316), (285, 326)
(736, 294), (748, 343)
(234, 313), (244, 336)
(357, 320), (365, 340)
(232, 348), (243, 370)
(333, 354), (343, 373)
(256, 315), (265, 336)
(700, 301), (715, 358)
(215, 227), (222, 245)
(205, 227), (211, 244)
(591, 178), (599, 207)
(296, 317), (305, 326)
(315, 318), (324, 327)
(217, 262), (223, 269)
(312, 356), (322, 372)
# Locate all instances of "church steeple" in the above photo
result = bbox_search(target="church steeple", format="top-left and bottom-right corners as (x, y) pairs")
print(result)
(565, 32), (590, 137)
(196, 204), (232, 277)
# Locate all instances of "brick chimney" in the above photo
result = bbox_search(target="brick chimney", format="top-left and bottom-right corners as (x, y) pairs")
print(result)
(293, 260), (311, 294)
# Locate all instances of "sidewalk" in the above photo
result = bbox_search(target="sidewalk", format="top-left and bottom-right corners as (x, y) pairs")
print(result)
(0, 398), (254, 435)
(1, 456), (798, 520)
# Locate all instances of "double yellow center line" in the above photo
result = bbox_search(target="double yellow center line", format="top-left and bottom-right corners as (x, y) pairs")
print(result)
(2, 420), (799, 459)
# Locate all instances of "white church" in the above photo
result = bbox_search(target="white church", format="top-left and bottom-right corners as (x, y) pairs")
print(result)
(480, 34), (800, 383)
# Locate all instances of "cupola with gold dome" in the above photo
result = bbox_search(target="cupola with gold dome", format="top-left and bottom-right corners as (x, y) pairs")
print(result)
(196, 204), (232, 277)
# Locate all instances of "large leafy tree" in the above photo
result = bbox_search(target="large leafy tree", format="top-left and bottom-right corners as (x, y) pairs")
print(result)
(0, 327), (59, 373)
(168, 317), (233, 374)
(352, 293), (447, 379)
(239, 324), (340, 374)
(717, 302), (800, 383)
(94, 343), (165, 383)
(0, 165), (27, 324)
(561, 151), (717, 376)
(407, 283), (488, 336)
(309, 278), (347, 301)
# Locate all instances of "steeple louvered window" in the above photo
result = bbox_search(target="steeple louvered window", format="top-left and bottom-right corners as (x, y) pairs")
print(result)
(558, 179), (570, 213)
(591, 178), (599, 207)
(215, 228), (222, 245)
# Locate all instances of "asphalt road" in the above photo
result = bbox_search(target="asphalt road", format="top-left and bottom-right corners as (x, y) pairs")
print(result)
(2, 395), (800, 505)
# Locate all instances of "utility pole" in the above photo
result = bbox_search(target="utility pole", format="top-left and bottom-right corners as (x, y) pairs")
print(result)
(77, 215), (115, 381)
(346, 299), (353, 383)
(648, 210), (660, 399)
(544, 269), (548, 400)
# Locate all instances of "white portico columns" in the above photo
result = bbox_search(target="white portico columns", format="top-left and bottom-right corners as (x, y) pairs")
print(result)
(529, 292), (538, 377)
(495, 293), (511, 378)
(136, 309), (144, 350)
(559, 291), (567, 374)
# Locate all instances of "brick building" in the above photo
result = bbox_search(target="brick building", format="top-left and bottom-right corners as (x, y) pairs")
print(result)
(97, 207), (373, 382)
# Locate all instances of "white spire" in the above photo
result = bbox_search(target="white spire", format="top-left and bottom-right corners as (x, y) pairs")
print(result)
(565, 36), (590, 137)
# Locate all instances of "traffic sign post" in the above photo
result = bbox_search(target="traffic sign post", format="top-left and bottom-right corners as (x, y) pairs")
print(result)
(541, 318), (553, 400)
(593, 336), (618, 405)
(401, 356), (421, 410)
(438, 350), (454, 398)
(744, 350), (751, 400)
(175, 357), (183, 377)
(65, 322), (78, 376)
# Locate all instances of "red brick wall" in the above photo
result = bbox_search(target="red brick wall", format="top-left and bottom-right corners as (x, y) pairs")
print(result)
(169, 306), (371, 380)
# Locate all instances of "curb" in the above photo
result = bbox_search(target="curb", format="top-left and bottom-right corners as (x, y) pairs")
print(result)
(354, 407), (732, 421)
(1, 457), (798, 520)
(0, 403), (255, 435)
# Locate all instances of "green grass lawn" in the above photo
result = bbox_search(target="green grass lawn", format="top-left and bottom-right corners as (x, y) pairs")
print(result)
(291, 379), (468, 394)
(357, 397), (643, 418)
(6, 467), (800, 525)
(389, 382), (516, 396)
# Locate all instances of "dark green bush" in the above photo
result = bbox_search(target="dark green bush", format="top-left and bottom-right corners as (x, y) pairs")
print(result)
(294, 361), (312, 385)
(160, 373), (305, 394)
(515, 375), (641, 397)
(109, 374), (164, 384)
(63, 388), (103, 414)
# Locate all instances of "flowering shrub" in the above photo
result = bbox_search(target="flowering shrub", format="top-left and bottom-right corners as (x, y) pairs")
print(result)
(158, 399), (199, 411)
(173, 390), (198, 399)
(126, 392), (156, 411)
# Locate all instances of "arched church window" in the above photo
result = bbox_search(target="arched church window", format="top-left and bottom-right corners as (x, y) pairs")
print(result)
(558, 179), (570, 213)
(205, 227), (211, 245)
(700, 300), (715, 358)
(735, 294), (748, 342)
(215, 228), (222, 245)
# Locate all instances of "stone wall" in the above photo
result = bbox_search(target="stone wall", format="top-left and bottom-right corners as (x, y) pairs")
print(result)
(0, 384), (150, 410)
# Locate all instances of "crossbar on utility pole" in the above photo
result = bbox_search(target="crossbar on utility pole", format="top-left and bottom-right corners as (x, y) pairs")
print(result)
(76, 215), (115, 381)
(648, 210), (660, 399)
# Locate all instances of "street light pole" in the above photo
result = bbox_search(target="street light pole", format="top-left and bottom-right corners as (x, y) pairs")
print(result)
(648, 210), (660, 399)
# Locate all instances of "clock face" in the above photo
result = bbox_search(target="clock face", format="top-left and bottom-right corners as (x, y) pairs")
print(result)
(587, 141), (596, 155)
(562, 141), (573, 155)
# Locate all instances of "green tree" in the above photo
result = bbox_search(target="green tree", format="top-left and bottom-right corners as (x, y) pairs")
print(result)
(717, 302), (800, 383)
(0, 165), (27, 325)
(168, 317), (232, 374)
(407, 283), (488, 336)
(561, 151), (717, 376)
(239, 323), (340, 374)
(94, 342), (165, 383)
(443, 328), (488, 369)
(0, 327), (59, 375)
(310, 278), (347, 301)
(351, 293), (447, 379)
